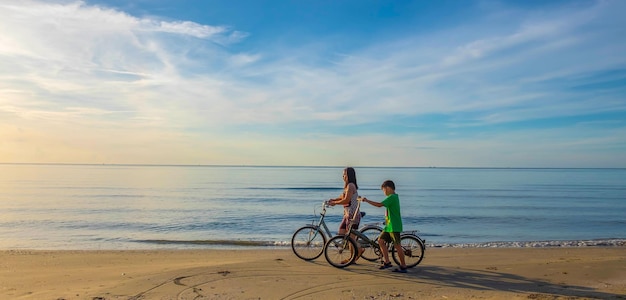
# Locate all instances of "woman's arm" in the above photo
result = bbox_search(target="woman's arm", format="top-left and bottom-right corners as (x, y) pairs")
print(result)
(329, 183), (355, 206)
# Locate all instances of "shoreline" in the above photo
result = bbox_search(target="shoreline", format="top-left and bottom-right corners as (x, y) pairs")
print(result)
(2, 247), (624, 299)
(429, 238), (626, 248)
(4, 238), (624, 251)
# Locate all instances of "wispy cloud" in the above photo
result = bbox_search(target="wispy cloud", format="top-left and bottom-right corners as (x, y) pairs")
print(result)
(0, 0), (624, 166)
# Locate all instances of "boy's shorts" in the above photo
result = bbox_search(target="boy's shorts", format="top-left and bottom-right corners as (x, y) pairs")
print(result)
(379, 232), (401, 245)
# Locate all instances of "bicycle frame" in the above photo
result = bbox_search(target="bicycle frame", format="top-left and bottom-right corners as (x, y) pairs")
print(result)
(351, 227), (379, 249)
(306, 200), (376, 240)
(348, 198), (426, 253)
(311, 202), (334, 238)
(327, 227), (425, 268)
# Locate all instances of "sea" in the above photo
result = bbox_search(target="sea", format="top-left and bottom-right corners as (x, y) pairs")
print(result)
(1, 164), (625, 250)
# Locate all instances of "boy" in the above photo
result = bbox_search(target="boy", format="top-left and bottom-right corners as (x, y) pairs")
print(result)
(362, 180), (407, 273)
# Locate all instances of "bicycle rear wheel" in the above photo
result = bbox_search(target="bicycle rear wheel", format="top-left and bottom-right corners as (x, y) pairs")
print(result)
(357, 226), (382, 262)
(324, 235), (357, 268)
(291, 225), (326, 261)
(391, 234), (425, 268)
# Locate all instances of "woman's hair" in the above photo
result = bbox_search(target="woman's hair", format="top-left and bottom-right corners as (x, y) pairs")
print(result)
(344, 167), (358, 189)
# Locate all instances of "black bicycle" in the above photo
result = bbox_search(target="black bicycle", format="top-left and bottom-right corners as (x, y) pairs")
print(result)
(323, 197), (426, 268)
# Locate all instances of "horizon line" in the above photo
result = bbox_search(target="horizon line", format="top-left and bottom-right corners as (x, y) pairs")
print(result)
(1, 162), (625, 170)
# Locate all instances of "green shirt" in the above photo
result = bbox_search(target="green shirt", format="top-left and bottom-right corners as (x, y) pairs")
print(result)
(381, 193), (403, 233)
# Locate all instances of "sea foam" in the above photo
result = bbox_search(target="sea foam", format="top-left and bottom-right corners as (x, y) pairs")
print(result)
(429, 239), (626, 248)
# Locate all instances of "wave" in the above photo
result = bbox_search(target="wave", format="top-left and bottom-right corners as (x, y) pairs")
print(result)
(135, 238), (626, 249)
(428, 239), (626, 248)
(246, 187), (341, 191)
(135, 239), (291, 247)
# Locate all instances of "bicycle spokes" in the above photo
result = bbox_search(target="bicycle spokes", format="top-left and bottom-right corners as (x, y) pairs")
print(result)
(324, 235), (357, 269)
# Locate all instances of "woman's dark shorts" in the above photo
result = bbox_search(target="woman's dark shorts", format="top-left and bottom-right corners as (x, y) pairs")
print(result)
(339, 217), (359, 231)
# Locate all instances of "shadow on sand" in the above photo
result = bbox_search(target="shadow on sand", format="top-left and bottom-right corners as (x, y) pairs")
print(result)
(359, 265), (624, 299)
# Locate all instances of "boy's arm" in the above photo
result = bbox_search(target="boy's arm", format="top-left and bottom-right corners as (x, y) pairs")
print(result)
(362, 197), (384, 208)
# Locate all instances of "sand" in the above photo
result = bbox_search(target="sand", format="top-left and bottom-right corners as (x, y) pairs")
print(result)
(1, 247), (625, 299)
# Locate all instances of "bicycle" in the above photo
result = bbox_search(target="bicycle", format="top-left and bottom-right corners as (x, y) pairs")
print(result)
(323, 197), (426, 269)
(291, 200), (382, 261)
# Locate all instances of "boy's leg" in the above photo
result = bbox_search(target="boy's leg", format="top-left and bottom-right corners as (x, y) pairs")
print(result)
(394, 243), (407, 268)
(377, 232), (394, 269)
(390, 233), (407, 272)
(378, 238), (390, 263)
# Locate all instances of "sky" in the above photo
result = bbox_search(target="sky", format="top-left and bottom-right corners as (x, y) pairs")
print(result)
(1, 0), (625, 167)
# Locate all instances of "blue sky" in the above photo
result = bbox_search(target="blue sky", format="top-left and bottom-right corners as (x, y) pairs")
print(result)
(1, 0), (625, 167)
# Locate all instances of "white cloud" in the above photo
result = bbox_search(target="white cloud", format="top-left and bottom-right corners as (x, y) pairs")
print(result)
(0, 0), (247, 126)
(4, 0), (623, 127)
(149, 20), (226, 38)
(229, 53), (261, 66)
(0, 0), (624, 166)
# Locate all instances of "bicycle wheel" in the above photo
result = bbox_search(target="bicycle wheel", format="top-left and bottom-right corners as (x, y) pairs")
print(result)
(357, 226), (382, 262)
(324, 235), (357, 268)
(291, 225), (326, 261)
(391, 234), (425, 268)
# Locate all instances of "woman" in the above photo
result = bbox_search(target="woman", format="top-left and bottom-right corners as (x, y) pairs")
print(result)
(328, 167), (363, 261)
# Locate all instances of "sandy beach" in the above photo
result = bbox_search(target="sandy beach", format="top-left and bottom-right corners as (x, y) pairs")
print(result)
(1, 247), (624, 299)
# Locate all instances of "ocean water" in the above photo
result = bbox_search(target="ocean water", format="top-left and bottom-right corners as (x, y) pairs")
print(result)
(0, 164), (624, 250)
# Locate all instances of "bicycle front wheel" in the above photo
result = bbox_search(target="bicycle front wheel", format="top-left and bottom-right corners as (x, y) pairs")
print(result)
(324, 235), (357, 268)
(291, 225), (326, 261)
(357, 226), (382, 262)
(392, 234), (425, 268)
